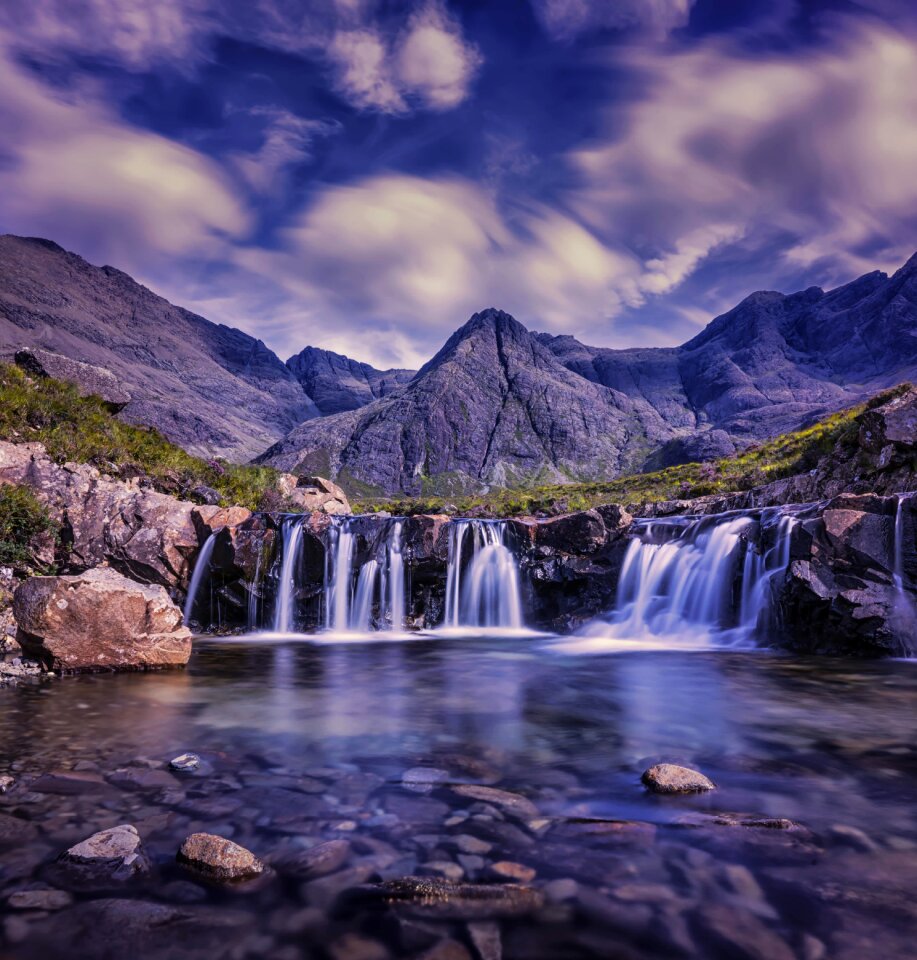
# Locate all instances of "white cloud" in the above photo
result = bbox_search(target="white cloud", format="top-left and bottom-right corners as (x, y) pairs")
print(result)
(568, 23), (917, 282)
(532, 0), (696, 41)
(327, 3), (481, 113)
(0, 43), (249, 265)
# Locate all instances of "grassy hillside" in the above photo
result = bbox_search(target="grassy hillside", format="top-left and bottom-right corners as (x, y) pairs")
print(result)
(0, 363), (282, 511)
(356, 386), (911, 517)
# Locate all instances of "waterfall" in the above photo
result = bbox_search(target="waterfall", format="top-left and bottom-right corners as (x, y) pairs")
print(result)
(183, 533), (216, 626)
(891, 495), (916, 656)
(563, 509), (797, 651)
(273, 517), (305, 633)
(247, 549), (262, 631)
(442, 520), (524, 630)
(323, 518), (407, 634)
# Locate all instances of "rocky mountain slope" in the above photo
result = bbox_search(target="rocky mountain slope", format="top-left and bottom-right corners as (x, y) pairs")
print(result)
(260, 255), (917, 495)
(286, 346), (414, 415)
(540, 253), (917, 464)
(257, 310), (683, 495)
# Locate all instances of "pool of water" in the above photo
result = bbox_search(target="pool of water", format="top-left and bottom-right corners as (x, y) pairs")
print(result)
(1, 636), (916, 959)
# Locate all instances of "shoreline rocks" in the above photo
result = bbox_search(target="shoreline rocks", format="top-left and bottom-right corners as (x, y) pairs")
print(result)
(14, 568), (191, 672)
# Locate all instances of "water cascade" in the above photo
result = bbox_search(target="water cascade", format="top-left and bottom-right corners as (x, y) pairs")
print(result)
(183, 533), (216, 625)
(443, 520), (523, 630)
(273, 517), (305, 633)
(892, 494), (916, 655)
(566, 509), (797, 650)
(323, 518), (407, 633)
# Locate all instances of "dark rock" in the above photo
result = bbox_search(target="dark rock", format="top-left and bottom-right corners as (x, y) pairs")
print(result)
(693, 902), (795, 960)
(14, 568), (191, 672)
(344, 877), (544, 920)
(276, 839), (351, 879)
(7, 887), (73, 911)
(176, 832), (266, 882)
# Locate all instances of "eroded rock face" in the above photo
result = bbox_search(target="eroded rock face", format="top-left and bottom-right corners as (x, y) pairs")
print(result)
(779, 493), (913, 656)
(14, 568), (192, 672)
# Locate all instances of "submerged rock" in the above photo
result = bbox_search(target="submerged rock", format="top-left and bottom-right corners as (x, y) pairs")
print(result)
(641, 764), (715, 794)
(450, 785), (539, 820)
(169, 753), (201, 772)
(13, 567), (191, 672)
(344, 877), (544, 920)
(177, 833), (266, 882)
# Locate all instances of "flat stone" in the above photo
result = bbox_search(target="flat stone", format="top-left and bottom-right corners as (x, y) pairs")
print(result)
(641, 763), (715, 794)
(450, 785), (539, 820)
(177, 833), (265, 882)
(401, 767), (450, 794)
(348, 877), (544, 920)
(487, 861), (536, 884)
(452, 834), (492, 856)
(418, 861), (464, 881)
(277, 839), (351, 879)
(7, 888), (73, 911)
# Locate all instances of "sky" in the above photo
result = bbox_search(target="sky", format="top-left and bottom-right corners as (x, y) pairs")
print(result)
(0, 0), (915, 369)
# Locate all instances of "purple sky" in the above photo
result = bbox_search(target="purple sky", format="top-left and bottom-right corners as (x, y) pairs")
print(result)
(0, 0), (915, 368)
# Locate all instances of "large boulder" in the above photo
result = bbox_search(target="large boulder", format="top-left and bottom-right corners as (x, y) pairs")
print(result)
(13, 567), (192, 671)
(13, 348), (132, 410)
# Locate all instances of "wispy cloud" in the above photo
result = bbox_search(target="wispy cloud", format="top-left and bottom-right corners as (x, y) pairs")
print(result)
(531, 0), (697, 40)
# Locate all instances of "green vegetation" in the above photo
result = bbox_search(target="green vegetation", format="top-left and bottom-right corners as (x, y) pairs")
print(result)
(0, 363), (282, 511)
(0, 483), (57, 568)
(356, 385), (911, 517)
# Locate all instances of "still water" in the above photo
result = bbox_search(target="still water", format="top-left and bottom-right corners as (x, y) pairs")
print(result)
(1, 637), (916, 959)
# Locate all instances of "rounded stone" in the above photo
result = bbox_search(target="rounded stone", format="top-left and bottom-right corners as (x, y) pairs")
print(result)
(641, 763), (715, 794)
(177, 832), (266, 881)
(60, 823), (150, 881)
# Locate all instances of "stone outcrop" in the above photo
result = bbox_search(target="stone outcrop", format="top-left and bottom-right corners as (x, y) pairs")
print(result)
(13, 567), (192, 671)
(13, 347), (132, 410)
(276, 474), (350, 514)
(779, 493), (914, 656)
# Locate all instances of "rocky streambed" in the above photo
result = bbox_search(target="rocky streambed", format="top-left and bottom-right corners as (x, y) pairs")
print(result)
(1, 640), (916, 960)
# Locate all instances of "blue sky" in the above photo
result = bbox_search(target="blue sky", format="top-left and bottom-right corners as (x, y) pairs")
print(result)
(0, 0), (915, 368)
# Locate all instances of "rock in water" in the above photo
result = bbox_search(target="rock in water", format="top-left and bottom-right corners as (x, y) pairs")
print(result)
(169, 753), (201, 772)
(13, 568), (191, 672)
(58, 824), (150, 884)
(642, 764), (716, 794)
(177, 833), (266, 881)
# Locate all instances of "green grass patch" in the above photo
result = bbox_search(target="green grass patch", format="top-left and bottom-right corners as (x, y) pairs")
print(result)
(356, 385), (910, 517)
(0, 483), (57, 568)
(0, 363), (283, 511)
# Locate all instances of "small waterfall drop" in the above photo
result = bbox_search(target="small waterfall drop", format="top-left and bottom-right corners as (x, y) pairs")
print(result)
(891, 494), (916, 656)
(273, 517), (305, 633)
(442, 520), (524, 631)
(323, 518), (408, 634)
(183, 533), (217, 626)
(563, 509), (797, 651)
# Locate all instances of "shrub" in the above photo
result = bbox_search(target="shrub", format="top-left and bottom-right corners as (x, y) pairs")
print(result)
(0, 483), (56, 568)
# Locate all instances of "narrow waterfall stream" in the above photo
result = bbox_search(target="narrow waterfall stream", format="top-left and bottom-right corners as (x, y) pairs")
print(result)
(442, 520), (524, 631)
(892, 494), (916, 655)
(560, 508), (797, 652)
(323, 518), (407, 634)
(182, 533), (216, 624)
(273, 516), (305, 633)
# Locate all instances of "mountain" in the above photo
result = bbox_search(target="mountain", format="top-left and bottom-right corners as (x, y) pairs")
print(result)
(286, 346), (415, 416)
(0, 236), (409, 461)
(257, 309), (684, 494)
(259, 255), (917, 494)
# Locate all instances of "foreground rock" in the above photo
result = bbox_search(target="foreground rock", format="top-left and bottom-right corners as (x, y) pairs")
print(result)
(177, 833), (266, 881)
(58, 825), (150, 885)
(14, 568), (191, 672)
(642, 764), (716, 794)
(344, 877), (545, 920)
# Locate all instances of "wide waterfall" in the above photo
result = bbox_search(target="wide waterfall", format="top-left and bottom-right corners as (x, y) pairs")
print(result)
(442, 520), (524, 631)
(182, 533), (216, 625)
(561, 508), (797, 652)
(323, 518), (407, 634)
